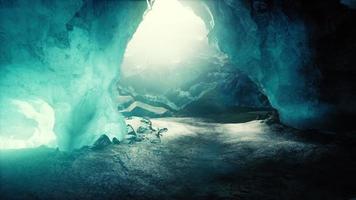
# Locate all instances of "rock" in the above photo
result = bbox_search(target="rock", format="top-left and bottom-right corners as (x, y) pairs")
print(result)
(156, 128), (168, 138)
(124, 116), (168, 144)
(92, 134), (112, 150)
(263, 110), (280, 125)
(127, 124), (136, 135)
(123, 134), (136, 144)
(112, 137), (120, 145)
(157, 128), (168, 134)
(150, 137), (161, 144)
(140, 118), (152, 125)
(135, 136), (144, 142)
(137, 126), (149, 134)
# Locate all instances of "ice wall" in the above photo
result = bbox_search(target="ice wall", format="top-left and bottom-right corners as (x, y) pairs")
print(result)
(0, 0), (147, 149)
(191, 0), (327, 128)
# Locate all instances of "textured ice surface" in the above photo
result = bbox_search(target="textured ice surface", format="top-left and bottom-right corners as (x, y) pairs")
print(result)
(0, 0), (147, 149)
(196, 0), (328, 128)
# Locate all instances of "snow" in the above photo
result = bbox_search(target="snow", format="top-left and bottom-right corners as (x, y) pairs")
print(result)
(120, 101), (169, 115)
(151, 118), (267, 143)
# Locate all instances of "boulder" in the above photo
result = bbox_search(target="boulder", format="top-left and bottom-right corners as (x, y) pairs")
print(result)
(262, 110), (280, 125)
(127, 124), (136, 135)
(92, 134), (112, 150)
(112, 137), (120, 145)
(137, 126), (149, 134)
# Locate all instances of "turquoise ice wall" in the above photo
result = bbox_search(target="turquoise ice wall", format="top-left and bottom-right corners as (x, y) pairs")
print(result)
(0, 0), (147, 149)
(200, 0), (327, 128)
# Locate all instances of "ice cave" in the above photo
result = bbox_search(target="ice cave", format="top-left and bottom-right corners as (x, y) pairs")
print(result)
(1, 0), (356, 199)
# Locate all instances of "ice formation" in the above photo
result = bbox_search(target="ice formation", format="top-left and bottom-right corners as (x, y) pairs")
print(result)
(195, 0), (328, 128)
(1, 0), (349, 150)
(0, 0), (147, 149)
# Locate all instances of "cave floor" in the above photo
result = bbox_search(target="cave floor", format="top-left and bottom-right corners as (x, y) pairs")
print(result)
(1, 118), (356, 200)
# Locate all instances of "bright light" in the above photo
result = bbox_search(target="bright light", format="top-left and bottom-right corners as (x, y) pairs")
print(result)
(122, 0), (210, 75)
(0, 99), (57, 149)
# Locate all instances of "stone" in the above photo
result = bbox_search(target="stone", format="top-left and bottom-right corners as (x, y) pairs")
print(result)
(137, 126), (149, 134)
(263, 110), (280, 125)
(127, 124), (136, 135)
(156, 128), (168, 138)
(112, 137), (120, 145)
(92, 134), (112, 150)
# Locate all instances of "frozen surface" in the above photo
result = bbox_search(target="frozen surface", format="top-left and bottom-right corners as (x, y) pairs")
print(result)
(1, 118), (355, 199)
(150, 118), (267, 143)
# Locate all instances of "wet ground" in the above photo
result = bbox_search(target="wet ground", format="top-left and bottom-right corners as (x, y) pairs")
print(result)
(1, 118), (356, 200)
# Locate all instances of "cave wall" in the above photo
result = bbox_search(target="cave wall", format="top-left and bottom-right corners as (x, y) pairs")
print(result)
(296, 0), (356, 131)
(189, 0), (356, 131)
(0, 0), (147, 149)
(1, 0), (355, 150)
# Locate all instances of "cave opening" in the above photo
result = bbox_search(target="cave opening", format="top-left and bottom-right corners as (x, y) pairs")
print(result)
(118, 0), (272, 120)
(121, 0), (223, 93)
(0, 0), (273, 150)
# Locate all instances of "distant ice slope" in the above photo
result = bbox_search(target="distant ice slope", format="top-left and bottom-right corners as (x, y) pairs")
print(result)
(117, 64), (272, 118)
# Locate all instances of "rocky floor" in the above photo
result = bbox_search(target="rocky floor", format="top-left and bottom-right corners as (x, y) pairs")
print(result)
(1, 118), (356, 200)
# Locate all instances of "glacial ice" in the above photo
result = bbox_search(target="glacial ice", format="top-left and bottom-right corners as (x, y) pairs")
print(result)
(198, 0), (328, 128)
(0, 0), (147, 150)
(0, 0), (334, 150)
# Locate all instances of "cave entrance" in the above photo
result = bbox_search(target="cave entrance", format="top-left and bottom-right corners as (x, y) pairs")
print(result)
(120, 0), (223, 94)
(118, 0), (227, 117)
(118, 0), (272, 119)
